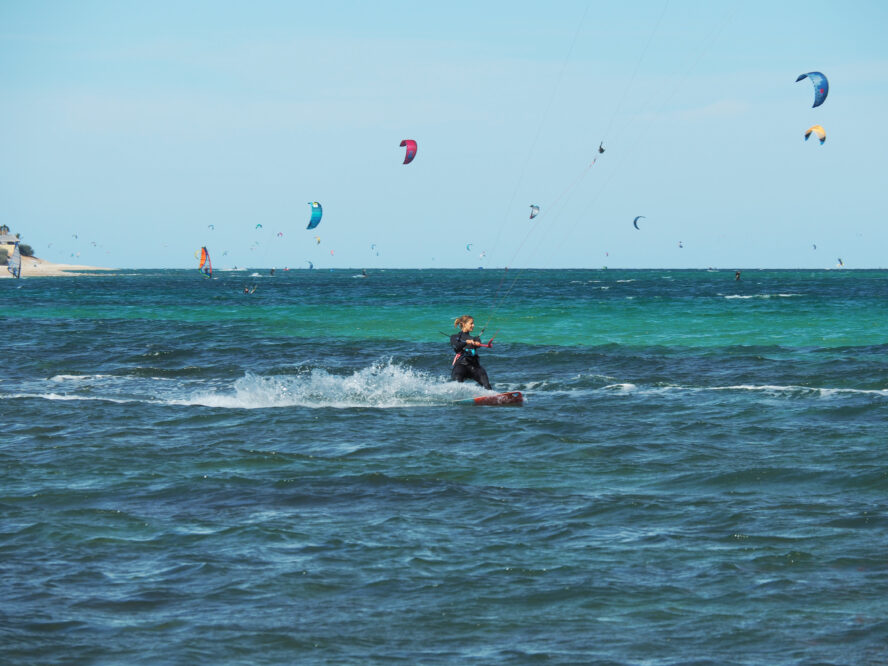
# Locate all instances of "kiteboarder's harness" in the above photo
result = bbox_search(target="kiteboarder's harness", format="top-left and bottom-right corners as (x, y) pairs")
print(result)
(451, 335), (493, 366)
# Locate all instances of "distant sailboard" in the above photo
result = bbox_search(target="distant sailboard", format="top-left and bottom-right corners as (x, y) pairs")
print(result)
(7, 241), (21, 278)
(198, 246), (212, 278)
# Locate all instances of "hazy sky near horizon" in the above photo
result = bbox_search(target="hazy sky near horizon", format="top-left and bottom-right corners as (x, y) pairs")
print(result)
(2, 1), (886, 269)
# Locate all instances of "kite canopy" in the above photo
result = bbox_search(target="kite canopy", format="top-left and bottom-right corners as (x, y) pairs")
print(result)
(529, 204), (540, 219)
(804, 124), (826, 145)
(795, 71), (828, 108)
(633, 215), (646, 230)
(307, 202), (323, 229)
(400, 139), (418, 164)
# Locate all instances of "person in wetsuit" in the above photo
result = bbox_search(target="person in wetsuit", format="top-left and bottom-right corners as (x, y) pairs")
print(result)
(450, 315), (492, 390)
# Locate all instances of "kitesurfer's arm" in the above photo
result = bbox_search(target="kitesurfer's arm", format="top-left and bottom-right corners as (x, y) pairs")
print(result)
(452, 334), (488, 351)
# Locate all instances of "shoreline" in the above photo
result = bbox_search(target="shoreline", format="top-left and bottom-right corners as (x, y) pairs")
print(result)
(1, 255), (113, 278)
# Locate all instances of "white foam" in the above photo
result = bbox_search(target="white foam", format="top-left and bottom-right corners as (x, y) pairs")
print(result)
(602, 383), (637, 393)
(6, 392), (149, 404)
(711, 384), (888, 397)
(50, 374), (114, 382)
(630, 384), (888, 398)
(175, 361), (486, 409)
(722, 293), (802, 300)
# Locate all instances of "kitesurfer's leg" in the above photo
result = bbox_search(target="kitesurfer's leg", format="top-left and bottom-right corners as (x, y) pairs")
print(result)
(451, 364), (468, 383)
(469, 365), (491, 390)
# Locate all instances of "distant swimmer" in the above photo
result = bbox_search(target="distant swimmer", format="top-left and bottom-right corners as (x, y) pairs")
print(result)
(735, 271), (741, 281)
(450, 315), (493, 390)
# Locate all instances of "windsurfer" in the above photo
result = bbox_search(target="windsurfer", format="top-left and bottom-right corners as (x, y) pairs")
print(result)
(450, 315), (492, 390)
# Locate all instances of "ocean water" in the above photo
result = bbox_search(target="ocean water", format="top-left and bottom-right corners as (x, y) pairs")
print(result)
(2, 268), (887, 665)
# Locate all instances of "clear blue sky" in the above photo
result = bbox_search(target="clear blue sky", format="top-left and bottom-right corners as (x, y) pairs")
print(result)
(2, 1), (886, 269)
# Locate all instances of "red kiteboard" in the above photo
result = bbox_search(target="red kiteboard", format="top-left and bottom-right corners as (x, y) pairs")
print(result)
(455, 391), (524, 406)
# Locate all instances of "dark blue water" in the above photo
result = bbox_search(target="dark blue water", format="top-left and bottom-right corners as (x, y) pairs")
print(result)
(2, 269), (887, 664)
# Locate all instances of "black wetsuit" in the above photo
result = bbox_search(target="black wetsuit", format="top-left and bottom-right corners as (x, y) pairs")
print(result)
(450, 331), (491, 389)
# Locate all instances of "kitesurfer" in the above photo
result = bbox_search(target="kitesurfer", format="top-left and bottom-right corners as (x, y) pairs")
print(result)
(450, 315), (492, 390)
(735, 271), (741, 281)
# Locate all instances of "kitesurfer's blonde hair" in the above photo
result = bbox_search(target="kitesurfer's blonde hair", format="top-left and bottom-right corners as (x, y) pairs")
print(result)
(454, 315), (474, 330)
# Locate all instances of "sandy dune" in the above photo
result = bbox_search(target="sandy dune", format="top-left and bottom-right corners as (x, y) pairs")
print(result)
(1, 254), (113, 277)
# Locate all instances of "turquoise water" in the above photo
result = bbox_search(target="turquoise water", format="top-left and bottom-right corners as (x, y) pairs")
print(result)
(2, 269), (887, 664)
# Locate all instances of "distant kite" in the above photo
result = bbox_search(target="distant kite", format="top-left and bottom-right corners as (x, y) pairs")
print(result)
(796, 71), (829, 108)
(400, 139), (418, 164)
(307, 202), (323, 230)
(598, 141), (605, 154)
(466, 243), (473, 251)
(529, 205), (540, 219)
(805, 125), (826, 145)
(633, 215), (646, 230)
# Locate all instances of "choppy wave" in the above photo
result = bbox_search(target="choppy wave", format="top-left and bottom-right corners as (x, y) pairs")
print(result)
(15, 361), (494, 409)
(5, 392), (149, 404)
(601, 383), (887, 398)
(16, 367), (884, 409)
(5, 269), (888, 665)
